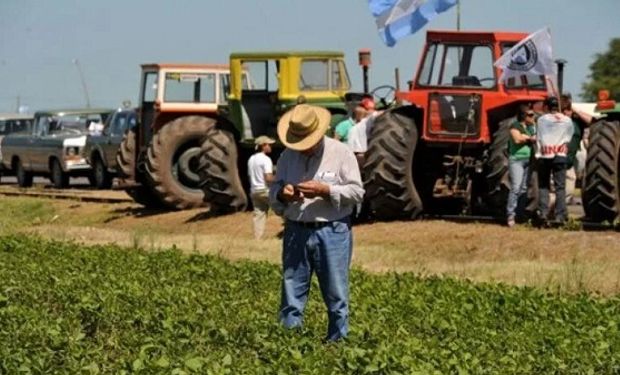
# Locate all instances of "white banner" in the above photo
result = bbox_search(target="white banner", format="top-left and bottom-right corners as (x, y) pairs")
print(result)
(494, 27), (555, 83)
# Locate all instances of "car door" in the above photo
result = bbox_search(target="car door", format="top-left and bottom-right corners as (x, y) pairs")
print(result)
(29, 115), (49, 171)
(104, 112), (130, 166)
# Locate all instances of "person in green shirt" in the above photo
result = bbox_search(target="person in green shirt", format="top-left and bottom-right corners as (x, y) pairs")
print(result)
(506, 104), (536, 227)
(334, 105), (367, 143)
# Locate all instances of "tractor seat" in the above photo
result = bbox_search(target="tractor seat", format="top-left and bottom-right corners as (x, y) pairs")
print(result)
(452, 76), (481, 87)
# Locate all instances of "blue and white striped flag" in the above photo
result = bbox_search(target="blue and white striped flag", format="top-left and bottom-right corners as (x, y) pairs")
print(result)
(369, 0), (457, 47)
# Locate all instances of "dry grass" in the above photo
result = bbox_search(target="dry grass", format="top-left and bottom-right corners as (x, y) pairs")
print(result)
(5, 196), (620, 295)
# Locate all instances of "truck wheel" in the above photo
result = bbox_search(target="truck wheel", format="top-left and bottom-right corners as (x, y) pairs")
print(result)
(116, 127), (162, 208)
(197, 127), (247, 213)
(50, 159), (69, 189)
(363, 107), (423, 220)
(145, 116), (214, 210)
(583, 120), (620, 222)
(485, 117), (512, 217)
(14, 159), (33, 187)
(91, 154), (112, 189)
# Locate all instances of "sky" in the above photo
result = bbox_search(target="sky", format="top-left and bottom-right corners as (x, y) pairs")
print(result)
(0, 0), (618, 112)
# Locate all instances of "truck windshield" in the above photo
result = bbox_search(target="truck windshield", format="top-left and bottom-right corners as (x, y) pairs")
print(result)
(299, 59), (350, 91)
(42, 114), (107, 135)
(164, 72), (217, 103)
(417, 43), (495, 89)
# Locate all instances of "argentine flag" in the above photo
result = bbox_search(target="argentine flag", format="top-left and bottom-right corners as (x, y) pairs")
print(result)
(369, 0), (457, 47)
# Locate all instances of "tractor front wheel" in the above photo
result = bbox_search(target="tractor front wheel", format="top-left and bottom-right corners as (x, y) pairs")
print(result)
(363, 107), (423, 220)
(197, 127), (247, 214)
(116, 127), (162, 208)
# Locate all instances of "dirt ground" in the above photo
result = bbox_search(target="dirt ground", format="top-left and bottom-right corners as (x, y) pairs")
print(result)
(9, 194), (617, 296)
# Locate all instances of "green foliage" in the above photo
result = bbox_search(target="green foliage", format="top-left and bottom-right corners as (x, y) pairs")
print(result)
(1, 235), (620, 373)
(581, 38), (620, 101)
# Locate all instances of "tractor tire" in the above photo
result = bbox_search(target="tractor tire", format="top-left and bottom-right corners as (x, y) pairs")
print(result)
(145, 116), (214, 210)
(14, 159), (33, 188)
(50, 159), (69, 189)
(485, 117), (512, 217)
(91, 154), (112, 189)
(363, 107), (423, 220)
(116, 127), (162, 208)
(583, 120), (620, 223)
(197, 127), (247, 213)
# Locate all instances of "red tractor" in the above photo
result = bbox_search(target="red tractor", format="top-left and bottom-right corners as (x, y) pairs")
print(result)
(364, 30), (548, 220)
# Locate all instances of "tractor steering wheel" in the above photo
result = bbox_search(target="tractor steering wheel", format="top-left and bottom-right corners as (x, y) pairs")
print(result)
(370, 85), (397, 109)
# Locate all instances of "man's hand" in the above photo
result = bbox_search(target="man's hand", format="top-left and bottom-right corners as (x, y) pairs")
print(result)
(278, 184), (304, 203)
(296, 180), (330, 199)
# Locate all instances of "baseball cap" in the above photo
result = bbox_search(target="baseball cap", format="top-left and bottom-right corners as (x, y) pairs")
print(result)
(254, 135), (276, 146)
(360, 97), (375, 111)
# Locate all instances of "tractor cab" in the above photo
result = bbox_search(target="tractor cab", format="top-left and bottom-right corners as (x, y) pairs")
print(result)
(401, 31), (548, 144)
(137, 64), (232, 153)
(227, 51), (351, 146)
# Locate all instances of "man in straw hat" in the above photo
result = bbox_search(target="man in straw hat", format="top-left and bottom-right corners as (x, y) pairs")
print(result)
(269, 104), (364, 341)
(248, 135), (276, 239)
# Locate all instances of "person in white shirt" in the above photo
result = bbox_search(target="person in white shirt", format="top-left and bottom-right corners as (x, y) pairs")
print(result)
(247, 135), (275, 239)
(535, 96), (574, 223)
(347, 97), (378, 167)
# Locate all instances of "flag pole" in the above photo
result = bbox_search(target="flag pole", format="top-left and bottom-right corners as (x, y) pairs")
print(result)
(456, 0), (461, 31)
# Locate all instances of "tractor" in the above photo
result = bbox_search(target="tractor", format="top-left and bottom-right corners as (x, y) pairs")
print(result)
(363, 30), (549, 220)
(583, 90), (620, 223)
(196, 51), (354, 213)
(116, 63), (234, 209)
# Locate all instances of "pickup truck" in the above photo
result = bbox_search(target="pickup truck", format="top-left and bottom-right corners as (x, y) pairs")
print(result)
(1, 108), (112, 188)
(84, 108), (137, 188)
(0, 113), (34, 181)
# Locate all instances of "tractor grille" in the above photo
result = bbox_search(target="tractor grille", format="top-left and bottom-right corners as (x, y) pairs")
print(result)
(427, 93), (481, 138)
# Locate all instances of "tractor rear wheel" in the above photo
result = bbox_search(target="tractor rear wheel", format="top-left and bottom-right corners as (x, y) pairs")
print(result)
(145, 116), (215, 210)
(116, 127), (162, 208)
(197, 127), (247, 213)
(583, 120), (620, 222)
(363, 107), (423, 220)
(485, 117), (512, 218)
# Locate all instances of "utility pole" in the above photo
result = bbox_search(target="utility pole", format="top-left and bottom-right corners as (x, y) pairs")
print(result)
(72, 59), (91, 108)
(16, 95), (20, 112)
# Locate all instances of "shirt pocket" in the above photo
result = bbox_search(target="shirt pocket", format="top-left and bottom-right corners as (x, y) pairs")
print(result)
(317, 171), (338, 185)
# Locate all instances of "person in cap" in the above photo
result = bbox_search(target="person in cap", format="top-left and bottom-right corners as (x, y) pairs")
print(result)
(248, 135), (276, 239)
(535, 96), (574, 224)
(347, 97), (378, 167)
(269, 104), (364, 341)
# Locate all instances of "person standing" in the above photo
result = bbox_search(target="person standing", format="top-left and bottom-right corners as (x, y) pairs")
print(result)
(247, 135), (276, 239)
(506, 105), (536, 227)
(347, 97), (377, 166)
(535, 97), (574, 224)
(334, 105), (367, 144)
(269, 104), (364, 341)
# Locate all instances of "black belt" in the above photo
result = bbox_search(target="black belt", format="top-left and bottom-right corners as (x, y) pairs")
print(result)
(287, 219), (349, 229)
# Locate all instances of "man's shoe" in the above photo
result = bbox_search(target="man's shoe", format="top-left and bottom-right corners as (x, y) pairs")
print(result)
(507, 216), (516, 228)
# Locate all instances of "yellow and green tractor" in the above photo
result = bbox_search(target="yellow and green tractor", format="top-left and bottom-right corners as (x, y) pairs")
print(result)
(197, 51), (356, 212)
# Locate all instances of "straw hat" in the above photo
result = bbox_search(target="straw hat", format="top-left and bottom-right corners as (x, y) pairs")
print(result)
(254, 135), (275, 150)
(277, 104), (331, 151)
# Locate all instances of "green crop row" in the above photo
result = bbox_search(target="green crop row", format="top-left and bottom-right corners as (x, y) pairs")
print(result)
(1, 235), (619, 374)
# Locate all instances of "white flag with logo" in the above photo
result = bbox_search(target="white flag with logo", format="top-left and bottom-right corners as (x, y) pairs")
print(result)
(494, 27), (555, 83)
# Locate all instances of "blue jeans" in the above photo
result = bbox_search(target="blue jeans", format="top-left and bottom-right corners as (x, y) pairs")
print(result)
(538, 157), (568, 221)
(280, 218), (352, 341)
(506, 158), (530, 218)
